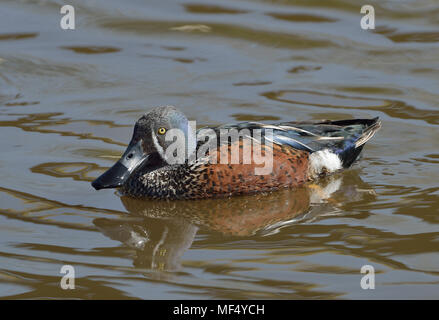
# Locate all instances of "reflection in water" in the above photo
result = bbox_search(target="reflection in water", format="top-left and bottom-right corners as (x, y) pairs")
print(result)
(95, 173), (376, 272)
(95, 217), (197, 272)
(0, 32), (38, 40)
(262, 90), (439, 125)
(60, 46), (122, 54)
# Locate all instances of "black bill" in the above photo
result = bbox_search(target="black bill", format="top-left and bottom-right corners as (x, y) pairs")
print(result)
(92, 139), (149, 190)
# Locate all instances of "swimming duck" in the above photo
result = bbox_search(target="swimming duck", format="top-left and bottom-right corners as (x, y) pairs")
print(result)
(92, 106), (380, 200)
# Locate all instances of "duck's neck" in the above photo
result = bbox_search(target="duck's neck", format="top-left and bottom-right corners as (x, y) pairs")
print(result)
(120, 163), (196, 199)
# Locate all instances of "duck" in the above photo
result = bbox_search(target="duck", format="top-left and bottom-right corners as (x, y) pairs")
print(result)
(91, 105), (381, 200)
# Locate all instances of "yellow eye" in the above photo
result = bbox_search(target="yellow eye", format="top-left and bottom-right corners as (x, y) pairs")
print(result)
(158, 127), (167, 135)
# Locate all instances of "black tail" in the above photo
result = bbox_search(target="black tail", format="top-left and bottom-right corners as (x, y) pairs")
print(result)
(335, 117), (381, 168)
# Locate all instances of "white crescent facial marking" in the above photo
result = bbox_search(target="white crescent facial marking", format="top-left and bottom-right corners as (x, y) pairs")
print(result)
(151, 128), (165, 158)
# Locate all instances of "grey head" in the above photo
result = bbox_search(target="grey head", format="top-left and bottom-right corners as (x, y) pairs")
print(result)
(92, 106), (195, 190)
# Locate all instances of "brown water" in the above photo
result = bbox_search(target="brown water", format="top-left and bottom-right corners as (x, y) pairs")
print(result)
(0, 0), (438, 299)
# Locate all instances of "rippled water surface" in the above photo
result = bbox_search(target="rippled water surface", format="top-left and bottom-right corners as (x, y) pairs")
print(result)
(1, 0), (438, 299)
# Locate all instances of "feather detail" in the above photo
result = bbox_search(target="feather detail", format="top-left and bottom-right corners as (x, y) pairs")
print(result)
(354, 119), (381, 148)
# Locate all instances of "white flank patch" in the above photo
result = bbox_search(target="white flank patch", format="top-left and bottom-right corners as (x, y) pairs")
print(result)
(308, 149), (342, 179)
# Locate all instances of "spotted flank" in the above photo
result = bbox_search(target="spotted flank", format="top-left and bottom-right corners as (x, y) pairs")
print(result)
(92, 106), (381, 200)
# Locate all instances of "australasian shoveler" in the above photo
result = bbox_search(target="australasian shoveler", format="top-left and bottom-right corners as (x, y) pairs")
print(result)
(92, 106), (381, 200)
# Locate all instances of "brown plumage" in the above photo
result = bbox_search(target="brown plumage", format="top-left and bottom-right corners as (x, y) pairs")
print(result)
(195, 141), (310, 198)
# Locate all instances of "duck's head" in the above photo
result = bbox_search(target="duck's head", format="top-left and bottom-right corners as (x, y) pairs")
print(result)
(92, 105), (195, 190)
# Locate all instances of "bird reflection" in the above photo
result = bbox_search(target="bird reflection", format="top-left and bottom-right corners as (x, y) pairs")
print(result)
(94, 172), (375, 272)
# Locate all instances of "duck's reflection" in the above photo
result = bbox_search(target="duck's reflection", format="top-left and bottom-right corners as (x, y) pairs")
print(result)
(94, 172), (375, 271)
(94, 216), (197, 271)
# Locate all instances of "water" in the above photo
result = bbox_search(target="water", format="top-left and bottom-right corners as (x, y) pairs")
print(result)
(0, 0), (438, 299)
